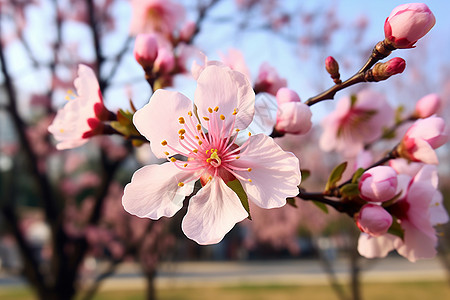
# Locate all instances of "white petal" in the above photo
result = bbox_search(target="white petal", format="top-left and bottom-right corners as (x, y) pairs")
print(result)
(122, 163), (196, 219)
(357, 233), (398, 259)
(181, 179), (248, 245)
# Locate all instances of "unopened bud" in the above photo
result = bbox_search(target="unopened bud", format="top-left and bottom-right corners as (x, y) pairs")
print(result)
(180, 21), (196, 42)
(414, 93), (441, 118)
(153, 48), (175, 74)
(368, 57), (405, 82)
(359, 166), (398, 203)
(276, 87), (300, 105)
(325, 56), (341, 84)
(133, 34), (158, 69)
(384, 3), (435, 49)
(356, 204), (392, 237)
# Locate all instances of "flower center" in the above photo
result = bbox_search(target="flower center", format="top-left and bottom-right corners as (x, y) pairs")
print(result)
(206, 149), (221, 167)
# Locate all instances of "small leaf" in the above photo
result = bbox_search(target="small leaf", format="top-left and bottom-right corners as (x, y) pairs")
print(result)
(352, 168), (365, 183)
(226, 179), (251, 220)
(387, 219), (404, 240)
(300, 169), (311, 182)
(339, 183), (360, 198)
(325, 162), (348, 192)
(110, 121), (131, 137)
(312, 201), (328, 214)
(287, 197), (297, 208)
(395, 105), (404, 124)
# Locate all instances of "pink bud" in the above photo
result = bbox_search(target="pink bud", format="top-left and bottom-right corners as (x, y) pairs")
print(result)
(325, 56), (339, 77)
(154, 48), (175, 74)
(384, 3), (436, 49)
(356, 204), (393, 237)
(254, 62), (287, 96)
(180, 21), (196, 42)
(359, 166), (398, 202)
(275, 102), (312, 135)
(371, 57), (406, 81)
(133, 34), (158, 69)
(414, 93), (441, 118)
(276, 87), (301, 105)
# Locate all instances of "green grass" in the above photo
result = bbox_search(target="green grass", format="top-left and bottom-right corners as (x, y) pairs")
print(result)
(0, 281), (449, 300)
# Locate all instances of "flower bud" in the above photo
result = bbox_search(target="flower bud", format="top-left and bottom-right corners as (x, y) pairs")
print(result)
(275, 102), (312, 135)
(370, 57), (406, 82)
(180, 21), (196, 42)
(356, 204), (393, 237)
(153, 48), (175, 74)
(325, 56), (341, 83)
(254, 62), (287, 96)
(133, 34), (158, 69)
(414, 93), (441, 118)
(384, 3), (436, 49)
(359, 166), (398, 202)
(276, 87), (300, 105)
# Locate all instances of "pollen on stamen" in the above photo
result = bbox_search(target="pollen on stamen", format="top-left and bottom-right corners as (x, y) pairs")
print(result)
(203, 117), (210, 121)
(233, 109), (238, 115)
(235, 156), (240, 159)
(183, 163), (188, 167)
(247, 168), (252, 172)
(161, 140), (168, 146)
(178, 117), (185, 124)
(248, 179), (252, 182)
(198, 141), (203, 145)
(235, 129), (240, 132)
(193, 149), (198, 153)
(208, 107), (213, 113)
(214, 106), (219, 112)
(178, 129), (186, 135)
(170, 157), (177, 162)
(248, 132), (252, 136)
(206, 149), (209, 154)
(220, 115), (225, 120)
(59, 128), (64, 133)
(179, 135), (185, 140)
(178, 182), (185, 187)
(164, 151), (169, 156)
(195, 136), (200, 139)
(188, 111), (193, 117)
(196, 124), (202, 131)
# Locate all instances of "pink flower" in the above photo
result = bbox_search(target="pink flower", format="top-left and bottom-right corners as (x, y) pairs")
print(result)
(179, 21), (196, 42)
(122, 65), (301, 245)
(358, 165), (449, 262)
(274, 88), (312, 135)
(357, 204), (392, 237)
(384, 3), (436, 49)
(254, 62), (287, 96)
(129, 0), (185, 36)
(219, 48), (252, 83)
(153, 47), (175, 74)
(398, 116), (449, 164)
(414, 93), (441, 118)
(319, 89), (394, 157)
(48, 65), (110, 150)
(359, 166), (398, 203)
(134, 33), (158, 69)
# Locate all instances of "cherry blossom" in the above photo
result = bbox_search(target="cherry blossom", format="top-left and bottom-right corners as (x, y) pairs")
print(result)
(414, 93), (441, 118)
(122, 64), (301, 245)
(319, 89), (394, 157)
(358, 166), (398, 203)
(356, 204), (392, 237)
(48, 65), (111, 150)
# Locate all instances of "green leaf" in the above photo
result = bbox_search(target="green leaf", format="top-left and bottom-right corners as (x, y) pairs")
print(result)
(325, 162), (348, 192)
(387, 219), (404, 240)
(300, 169), (311, 182)
(339, 183), (360, 198)
(312, 201), (328, 214)
(352, 168), (365, 183)
(110, 120), (131, 137)
(226, 179), (251, 220)
(287, 197), (297, 208)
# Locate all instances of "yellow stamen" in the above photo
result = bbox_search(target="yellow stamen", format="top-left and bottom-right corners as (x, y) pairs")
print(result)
(178, 117), (185, 124)
(203, 117), (210, 121)
(161, 140), (168, 146)
(178, 129), (186, 135)
(179, 135), (185, 140)
(206, 158), (212, 163)
(193, 149), (198, 153)
(233, 109), (238, 115)
(188, 111), (193, 117)
(208, 176), (212, 182)
(178, 182), (185, 187)
(198, 141), (203, 145)
(214, 106), (219, 112)
(64, 95), (71, 101)
(164, 151), (169, 156)
(170, 157), (177, 162)
(59, 128), (64, 133)
(248, 179), (252, 182)
(183, 163), (188, 167)
(235, 129), (240, 132)
(247, 168), (252, 172)
(235, 156), (240, 159)
(195, 136), (200, 139)
(206, 149), (209, 154)
(208, 107), (213, 113)
(248, 132), (252, 136)
(220, 115), (225, 120)
(196, 124), (202, 131)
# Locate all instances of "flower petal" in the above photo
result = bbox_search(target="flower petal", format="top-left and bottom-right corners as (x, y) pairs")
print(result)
(411, 138), (438, 164)
(181, 179), (248, 245)
(396, 220), (437, 262)
(133, 89), (197, 158)
(194, 64), (255, 132)
(232, 134), (301, 209)
(122, 162), (196, 219)
(74, 65), (101, 105)
(357, 233), (398, 259)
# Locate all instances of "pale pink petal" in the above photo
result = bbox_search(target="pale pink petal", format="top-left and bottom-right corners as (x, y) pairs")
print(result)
(405, 181), (435, 231)
(122, 163), (196, 219)
(194, 65), (255, 132)
(133, 89), (197, 158)
(357, 233), (398, 259)
(232, 134), (301, 209)
(413, 164), (438, 188)
(74, 65), (101, 105)
(389, 158), (423, 177)
(396, 220), (437, 262)
(429, 191), (449, 226)
(181, 179), (248, 245)
(411, 138), (438, 164)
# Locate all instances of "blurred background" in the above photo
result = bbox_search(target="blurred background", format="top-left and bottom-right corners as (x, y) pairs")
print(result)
(1, 0), (450, 299)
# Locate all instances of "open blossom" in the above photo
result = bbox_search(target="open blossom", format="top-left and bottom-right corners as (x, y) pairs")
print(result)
(384, 3), (435, 49)
(319, 89), (394, 157)
(358, 165), (449, 262)
(48, 65), (111, 150)
(274, 88), (312, 135)
(122, 65), (301, 245)
(219, 48), (252, 83)
(398, 116), (449, 164)
(359, 166), (398, 202)
(129, 0), (185, 36)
